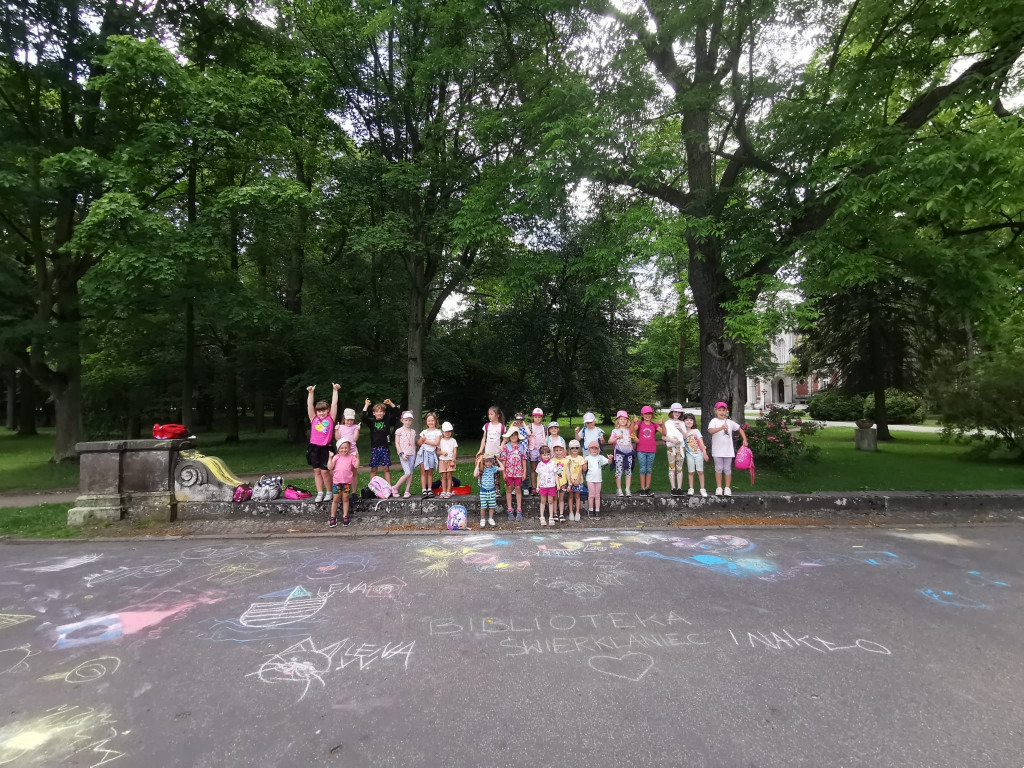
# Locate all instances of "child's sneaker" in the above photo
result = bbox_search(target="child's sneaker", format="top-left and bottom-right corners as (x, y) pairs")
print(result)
(616, 489), (624, 496)
(515, 510), (522, 522)
(575, 512), (581, 522)
(715, 487), (723, 496)
(522, 488), (530, 496)
(687, 487), (694, 495)
(487, 518), (496, 527)
(315, 491), (325, 503)
(328, 517), (338, 528)
(508, 509), (515, 521)
(724, 487), (733, 496)
(342, 516), (350, 526)
(700, 488), (708, 497)
(625, 488), (632, 496)
(539, 517), (547, 526)
(480, 517), (486, 528)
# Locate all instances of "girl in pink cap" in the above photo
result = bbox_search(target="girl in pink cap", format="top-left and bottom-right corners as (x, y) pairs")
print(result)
(609, 410), (635, 496)
(632, 406), (664, 496)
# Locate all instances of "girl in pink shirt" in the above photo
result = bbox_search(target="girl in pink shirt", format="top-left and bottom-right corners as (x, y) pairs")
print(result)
(327, 439), (359, 527)
(306, 383), (339, 503)
(632, 406), (664, 496)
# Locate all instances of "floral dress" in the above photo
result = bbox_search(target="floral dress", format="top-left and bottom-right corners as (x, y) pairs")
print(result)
(500, 442), (527, 480)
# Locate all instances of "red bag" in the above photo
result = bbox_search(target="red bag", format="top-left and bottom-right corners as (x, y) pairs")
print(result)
(153, 423), (188, 440)
(452, 485), (471, 495)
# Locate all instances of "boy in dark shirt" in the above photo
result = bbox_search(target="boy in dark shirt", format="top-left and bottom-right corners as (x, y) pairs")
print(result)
(361, 398), (401, 486)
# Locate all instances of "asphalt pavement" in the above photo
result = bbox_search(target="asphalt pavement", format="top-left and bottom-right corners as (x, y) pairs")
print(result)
(0, 524), (1022, 767)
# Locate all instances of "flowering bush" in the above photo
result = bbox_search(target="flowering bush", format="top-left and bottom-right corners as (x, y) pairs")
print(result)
(743, 407), (823, 474)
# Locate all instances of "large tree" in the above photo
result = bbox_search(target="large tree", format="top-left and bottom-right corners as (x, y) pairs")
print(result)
(529, 0), (1024, 429)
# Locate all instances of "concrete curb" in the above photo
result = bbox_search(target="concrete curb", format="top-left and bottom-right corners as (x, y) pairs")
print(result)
(2, 519), (1021, 545)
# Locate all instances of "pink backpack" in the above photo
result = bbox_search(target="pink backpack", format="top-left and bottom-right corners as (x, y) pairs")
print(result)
(366, 476), (393, 499)
(284, 485), (312, 500)
(734, 445), (755, 485)
(232, 484), (253, 502)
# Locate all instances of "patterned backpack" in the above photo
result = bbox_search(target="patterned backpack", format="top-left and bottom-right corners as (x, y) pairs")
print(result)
(446, 505), (468, 530)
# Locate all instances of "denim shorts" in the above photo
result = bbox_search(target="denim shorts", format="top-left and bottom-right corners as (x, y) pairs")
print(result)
(636, 451), (655, 475)
(686, 453), (704, 472)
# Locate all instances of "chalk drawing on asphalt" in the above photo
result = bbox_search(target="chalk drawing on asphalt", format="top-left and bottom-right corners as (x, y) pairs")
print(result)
(587, 652), (654, 682)
(40, 656), (122, 684)
(0, 645), (38, 675)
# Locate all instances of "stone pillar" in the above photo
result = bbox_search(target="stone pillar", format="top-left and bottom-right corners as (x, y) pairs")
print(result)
(854, 428), (877, 452)
(69, 439), (196, 526)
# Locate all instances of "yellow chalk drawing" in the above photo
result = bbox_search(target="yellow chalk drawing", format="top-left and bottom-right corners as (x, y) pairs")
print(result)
(0, 614), (34, 631)
(0, 645), (38, 675)
(40, 656), (122, 684)
(178, 450), (243, 486)
(0, 704), (124, 767)
(411, 545), (475, 578)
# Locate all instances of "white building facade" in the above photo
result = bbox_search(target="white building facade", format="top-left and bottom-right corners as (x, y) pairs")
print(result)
(744, 330), (828, 410)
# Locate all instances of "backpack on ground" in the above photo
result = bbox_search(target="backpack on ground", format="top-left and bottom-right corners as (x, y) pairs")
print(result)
(283, 485), (312, 500)
(446, 505), (468, 530)
(367, 475), (393, 499)
(252, 475), (283, 501)
(232, 484), (253, 502)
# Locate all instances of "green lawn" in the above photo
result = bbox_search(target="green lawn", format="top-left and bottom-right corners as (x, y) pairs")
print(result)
(3, 423), (1021, 496)
(0, 503), (78, 538)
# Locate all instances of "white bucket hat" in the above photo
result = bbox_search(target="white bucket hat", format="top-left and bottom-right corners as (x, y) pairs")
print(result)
(441, 421), (453, 432)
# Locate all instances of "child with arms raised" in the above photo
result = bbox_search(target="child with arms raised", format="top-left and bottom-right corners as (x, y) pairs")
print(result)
(306, 383), (339, 503)
(361, 398), (399, 486)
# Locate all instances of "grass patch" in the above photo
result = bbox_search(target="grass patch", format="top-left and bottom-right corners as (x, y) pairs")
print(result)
(3, 423), (1022, 496)
(0, 503), (78, 538)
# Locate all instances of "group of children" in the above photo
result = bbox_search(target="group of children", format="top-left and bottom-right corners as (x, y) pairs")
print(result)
(306, 386), (748, 529)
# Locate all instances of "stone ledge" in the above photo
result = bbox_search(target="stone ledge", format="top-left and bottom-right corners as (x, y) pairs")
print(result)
(177, 490), (1024, 524)
(76, 438), (196, 453)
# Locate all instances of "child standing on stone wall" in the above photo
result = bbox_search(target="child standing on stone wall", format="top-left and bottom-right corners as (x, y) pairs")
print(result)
(306, 383), (340, 503)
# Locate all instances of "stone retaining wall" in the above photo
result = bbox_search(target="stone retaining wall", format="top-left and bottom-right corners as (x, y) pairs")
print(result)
(179, 490), (1024, 525)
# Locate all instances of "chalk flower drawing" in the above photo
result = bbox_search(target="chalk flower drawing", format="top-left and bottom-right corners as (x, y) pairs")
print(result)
(587, 652), (654, 682)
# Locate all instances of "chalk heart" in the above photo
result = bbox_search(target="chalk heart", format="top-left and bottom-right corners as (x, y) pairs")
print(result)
(587, 652), (654, 683)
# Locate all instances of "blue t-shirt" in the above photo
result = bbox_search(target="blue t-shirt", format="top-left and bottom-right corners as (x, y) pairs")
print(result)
(479, 465), (499, 491)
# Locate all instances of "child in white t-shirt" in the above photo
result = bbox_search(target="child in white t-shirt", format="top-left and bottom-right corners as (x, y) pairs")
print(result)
(437, 421), (458, 498)
(416, 412), (442, 498)
(706, 401), (748, 497)
(583, 441), (610, 519)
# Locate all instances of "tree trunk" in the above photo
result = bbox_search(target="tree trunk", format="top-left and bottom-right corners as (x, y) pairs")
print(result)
(127, 415), (142, 439)
(254, 390), (265, 432)
(406, 263), (427, 430)
(675, 329), (687, 406)
(182, 301), (195, 430)
(51, 366), (81, 462)
(16, 370), (37, 436)
(4, 368), (14, 430)
(868, 304), (892, 441)
(224, 356), (239, 443)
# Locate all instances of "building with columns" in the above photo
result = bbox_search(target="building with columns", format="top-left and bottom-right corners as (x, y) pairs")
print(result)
(744, 330), (828, 410)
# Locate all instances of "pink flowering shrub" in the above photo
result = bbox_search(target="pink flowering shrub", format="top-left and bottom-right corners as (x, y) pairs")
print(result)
(744, 406), (822, 474)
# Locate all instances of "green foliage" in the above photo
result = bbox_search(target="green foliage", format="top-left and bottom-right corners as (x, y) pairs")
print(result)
(743, 411), (821, 475)
(931, 313), (1024, 457)
(864, 390), (925, 425)
(807, 391), (866, 421)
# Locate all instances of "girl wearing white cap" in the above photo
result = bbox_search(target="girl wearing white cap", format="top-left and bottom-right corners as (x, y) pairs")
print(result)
(334, 407), (362, 495)
(392, 411), (417, 497)
(662, 403), (686, 494)
(575, 412), (605, 451)
(437, 422), (458, 498)
(526, 408), (546, 493)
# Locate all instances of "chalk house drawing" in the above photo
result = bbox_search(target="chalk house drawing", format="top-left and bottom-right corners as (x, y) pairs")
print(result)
(587, 652), (654, 682)
(0, 704), (124, 767)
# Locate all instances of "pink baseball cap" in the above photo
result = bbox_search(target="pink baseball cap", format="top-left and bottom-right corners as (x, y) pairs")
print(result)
(532, 408), (543, 416)
(640, 406), (653, 414)
(616, 410), (628, 419)
(714, 401), (728, 409)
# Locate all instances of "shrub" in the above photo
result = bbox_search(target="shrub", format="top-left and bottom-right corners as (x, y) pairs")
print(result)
(743, 412), (822, 475)
(806, 391), (864, 421)
(932, 353), (1024, 457)
(863, 389), (924, 424)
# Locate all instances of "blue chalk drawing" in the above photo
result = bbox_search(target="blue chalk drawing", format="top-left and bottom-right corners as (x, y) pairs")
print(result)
(918, 589), (988, 608)
(966, 571), (1010, 588)
(259, 586), (312, 600)
(635, 550), (775, 577)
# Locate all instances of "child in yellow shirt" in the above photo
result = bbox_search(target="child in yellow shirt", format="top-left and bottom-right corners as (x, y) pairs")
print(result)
(553, 443), (570, 523)
(563, 440), (587, 522)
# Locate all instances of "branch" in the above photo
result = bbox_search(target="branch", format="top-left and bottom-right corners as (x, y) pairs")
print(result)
(425, 247), (477, 331)
(599, 2), (690, 92)
(590, 166), (692, 210)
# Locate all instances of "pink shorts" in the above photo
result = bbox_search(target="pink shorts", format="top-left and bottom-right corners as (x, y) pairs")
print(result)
(538, 486), (557, 497)
(507, 477), (523, 487)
